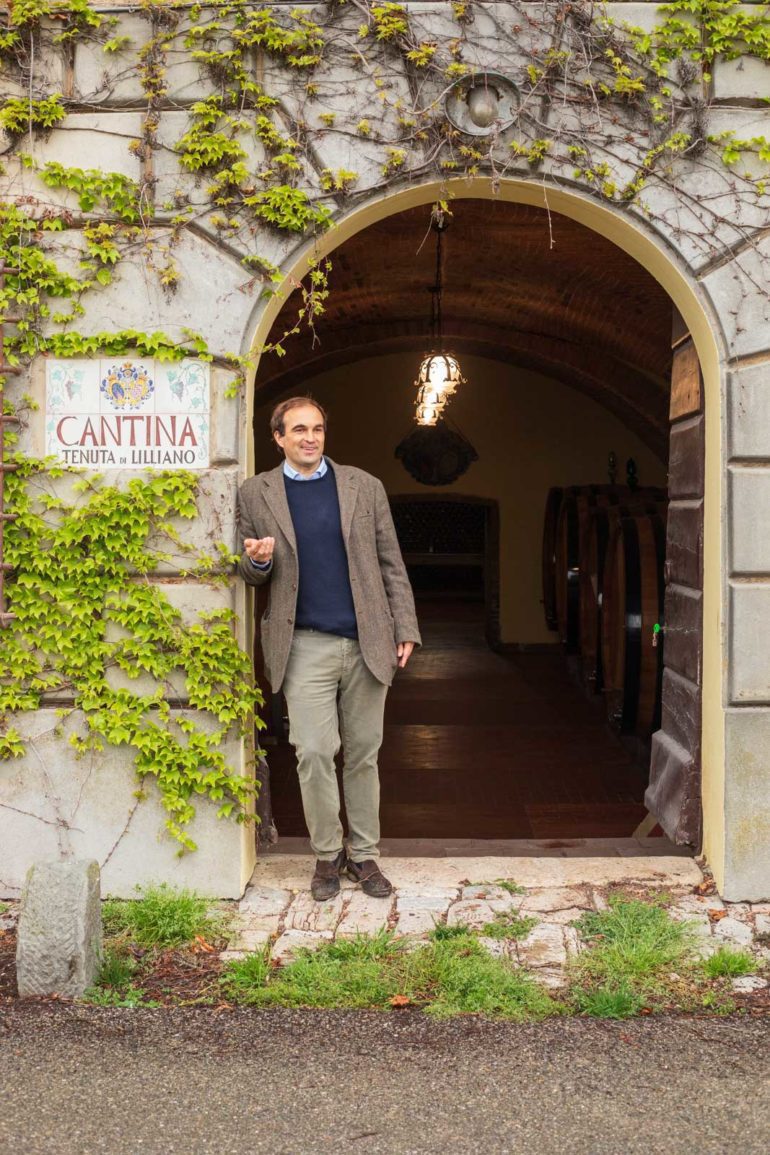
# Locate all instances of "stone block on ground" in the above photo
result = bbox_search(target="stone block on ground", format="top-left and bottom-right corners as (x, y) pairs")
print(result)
(713, 916), (754, 946)
(476, 936), (509, 960)
(673, 911), (713, 937)
(731, 975), (768, 994)
(446, 899), (498, 930)
(562, 926), (584, 957)
(228, 927), (274, 953)
(535, 967), (568, 990)
(754, 913), (770, 937)
(537, 906), (588, 926)
(394, 896), (449, 937)
(239, 886), (293, 918)
(460, 884), (524, 909)
(335, 890), (394, 937)
(16, 860), (102, 998)
(515, 924), (568, 969)
(520, 886), (591, 914)
(284, 891), (346, 933)
(270, 929), (333, 965)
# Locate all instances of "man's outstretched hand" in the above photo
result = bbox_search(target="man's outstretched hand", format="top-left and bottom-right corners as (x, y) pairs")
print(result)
(397, 641), (416, 669)
(244, 537), (275, 564)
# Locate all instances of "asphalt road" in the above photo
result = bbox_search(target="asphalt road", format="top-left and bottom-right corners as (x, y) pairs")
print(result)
(1, 1005), (768, 1155)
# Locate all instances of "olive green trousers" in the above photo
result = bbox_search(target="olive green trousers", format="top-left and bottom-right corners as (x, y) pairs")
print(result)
(281, 630), (388, 862)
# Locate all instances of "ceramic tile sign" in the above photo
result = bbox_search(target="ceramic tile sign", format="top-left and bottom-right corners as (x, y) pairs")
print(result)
(46, 358), (210, 469)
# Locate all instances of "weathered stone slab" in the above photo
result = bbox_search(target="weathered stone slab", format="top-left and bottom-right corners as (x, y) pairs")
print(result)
(670, 893), (724, 916)
(562, 926), (584, 957)
(731, 975), (767, 994)
(446, 899), (498, 930)
(284, 891), (346, 933)
(336, 890), (394, 937)
(229, 927), (273, 953)
(16, 860), (102, 998)
(516, 924), (567, 969)
(536, 967), (567, 990)
(393, 905), (446, 937)
(520, 886), (590, 913)
(246, 855), (705, 894)
(538, 906), (589, 926)
(394, 886), (459, 901)
(713, 916), (754, 946)
(395, 893), (455, 910)
(239, 886), (293, 918)
(270, 929), (333, 965)
(476, 936), (508, 961)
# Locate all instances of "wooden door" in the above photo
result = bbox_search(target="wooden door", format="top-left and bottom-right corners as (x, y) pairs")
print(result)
(645, 311), (704, 846)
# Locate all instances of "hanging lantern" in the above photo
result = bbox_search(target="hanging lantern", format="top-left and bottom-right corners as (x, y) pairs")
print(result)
(412, 212), (467, 425)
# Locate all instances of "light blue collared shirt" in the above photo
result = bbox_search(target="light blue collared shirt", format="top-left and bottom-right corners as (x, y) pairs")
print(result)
(249, 457), (328, 568)
(282, 456), (328, 481)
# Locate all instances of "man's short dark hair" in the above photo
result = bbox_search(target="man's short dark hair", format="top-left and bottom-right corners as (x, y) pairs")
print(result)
(270, 396), (328, 439)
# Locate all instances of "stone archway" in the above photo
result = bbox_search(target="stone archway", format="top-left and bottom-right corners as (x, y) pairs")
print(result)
(243, 178), (727, 880)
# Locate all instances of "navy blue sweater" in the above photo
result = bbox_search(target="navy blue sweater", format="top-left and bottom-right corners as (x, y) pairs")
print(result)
(284, 466), (358, 639)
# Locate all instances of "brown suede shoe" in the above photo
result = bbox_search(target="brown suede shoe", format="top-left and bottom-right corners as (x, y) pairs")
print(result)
(346, 859), (393, 898)
(310, 849), (347, 901)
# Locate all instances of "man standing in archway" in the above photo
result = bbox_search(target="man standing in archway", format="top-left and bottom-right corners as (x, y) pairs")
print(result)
(238, 397), (421, 901)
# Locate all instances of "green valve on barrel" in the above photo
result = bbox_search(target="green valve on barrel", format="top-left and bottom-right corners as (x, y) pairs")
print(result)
(652, 622), (662, 648)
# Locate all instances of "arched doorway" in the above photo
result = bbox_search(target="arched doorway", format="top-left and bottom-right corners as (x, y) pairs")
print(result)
(243, 180), (721, 867)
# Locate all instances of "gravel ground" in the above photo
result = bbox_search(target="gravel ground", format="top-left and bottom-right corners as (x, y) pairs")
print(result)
(1, 1005), (768, 1155)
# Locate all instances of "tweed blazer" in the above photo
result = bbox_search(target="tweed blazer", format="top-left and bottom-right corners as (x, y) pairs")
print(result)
(237, 459), (421, 691)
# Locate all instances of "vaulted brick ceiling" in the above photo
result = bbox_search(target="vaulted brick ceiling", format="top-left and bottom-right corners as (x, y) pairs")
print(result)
(255, 199), (673, 454)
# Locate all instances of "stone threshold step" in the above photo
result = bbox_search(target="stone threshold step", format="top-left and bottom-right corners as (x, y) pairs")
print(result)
(248, 854), (703, 893)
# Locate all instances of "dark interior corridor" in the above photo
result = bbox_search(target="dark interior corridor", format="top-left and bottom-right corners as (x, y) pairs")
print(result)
(268, 600), (655, 845)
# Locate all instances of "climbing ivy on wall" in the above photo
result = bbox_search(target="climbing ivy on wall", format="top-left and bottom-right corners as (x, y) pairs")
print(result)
(1, 0), (769, 848)
(0, 443), (260, 849)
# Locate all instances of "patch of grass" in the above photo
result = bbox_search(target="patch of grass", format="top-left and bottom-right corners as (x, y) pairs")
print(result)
(82, 983), (160, 1008)
(220, 928), (559, 1020)
(702, 946), (757, 979)
(408, 935), (558, 1020)
(323, 928), (401, 960)
(574, 897), (694, 980)
(101, 884), (226, 948)
(480, 912), (537, 941)
(495, 879), (526, 896)
(567, 896), (696, 1017)
(96, 947), (138, 989)
(429, 924), (472, 941)
(0, 902), (9, 915)
(572, 980), (644, 1019)
(219, 952), (272, 1004)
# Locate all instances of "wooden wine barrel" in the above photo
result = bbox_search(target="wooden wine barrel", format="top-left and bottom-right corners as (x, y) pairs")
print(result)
(580, 492), (668, 693)
(541, 487), (564, 631)
(553, 485), (664, 654)
(601, 508), (667, 737)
